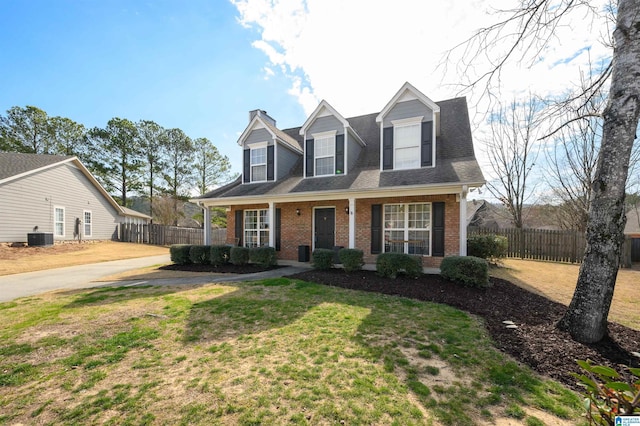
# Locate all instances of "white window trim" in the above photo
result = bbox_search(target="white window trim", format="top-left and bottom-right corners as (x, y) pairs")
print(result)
(312, 130), (337, 177)
(243, 209), (270, 248)
(83, 210), (92, 237)
(392, 116), (423, 171)
(54, 206), (65, 237)
(383, 202), (432, 256)
(250, 142), (268, 183)
(390, 116), (423, 127)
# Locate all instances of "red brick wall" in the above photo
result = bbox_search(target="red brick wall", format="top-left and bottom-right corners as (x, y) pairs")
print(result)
(227, 194), (461, 268)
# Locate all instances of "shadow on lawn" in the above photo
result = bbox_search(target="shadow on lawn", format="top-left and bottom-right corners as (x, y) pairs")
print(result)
(61, 283), (208, 308)
(181, 276), (490, 376)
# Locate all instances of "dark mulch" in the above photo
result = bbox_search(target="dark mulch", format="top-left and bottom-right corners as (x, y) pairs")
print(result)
(288, 269), (640, 390)
(159, 263), (283, 274)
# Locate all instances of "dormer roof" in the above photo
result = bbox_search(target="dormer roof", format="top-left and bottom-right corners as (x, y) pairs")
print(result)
(300, 100), (366, 146)
(376, 82), (440, 123)
(237, 114), (303, 153)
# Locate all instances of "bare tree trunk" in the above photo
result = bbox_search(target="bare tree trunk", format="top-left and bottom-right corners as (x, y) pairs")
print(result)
(558, 0), (640, 343)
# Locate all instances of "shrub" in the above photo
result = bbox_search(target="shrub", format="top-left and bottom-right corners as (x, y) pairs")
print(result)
(312, 248), (334, 270)
(249, 246), (277, 268)
(376, 253), (423, 279)
(573, 360), (640, 424)
(210, 245), (231, 267)
(170, 244), (192, 265)
(339, 248), (364, 272)
(229, 246), (250, 266)
(440, 256), (489, 288)
(189, 245), (210, 264)
(467, 234), (508, 261)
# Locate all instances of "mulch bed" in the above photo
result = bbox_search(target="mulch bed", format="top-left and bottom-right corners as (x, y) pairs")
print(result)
(287, 269), (640, 390)
(161, 262), (640, 390)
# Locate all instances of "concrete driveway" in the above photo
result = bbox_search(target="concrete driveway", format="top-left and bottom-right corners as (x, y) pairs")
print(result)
(0, 255), (311, 303)
(0, 254), (170, 302)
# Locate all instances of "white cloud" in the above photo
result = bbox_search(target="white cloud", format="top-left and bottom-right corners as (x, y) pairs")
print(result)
(231, 0), (611, 117)
(230, 0), (614, 198)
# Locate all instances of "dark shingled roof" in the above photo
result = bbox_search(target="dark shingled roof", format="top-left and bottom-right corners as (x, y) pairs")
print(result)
(200, 97), (484, 201)
(0, 152), (73, 181)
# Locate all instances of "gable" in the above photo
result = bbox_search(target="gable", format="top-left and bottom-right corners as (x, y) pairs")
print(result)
(381, 99), (434, 127)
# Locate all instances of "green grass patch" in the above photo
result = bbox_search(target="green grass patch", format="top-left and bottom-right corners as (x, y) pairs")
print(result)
(0, 278), (582, 425)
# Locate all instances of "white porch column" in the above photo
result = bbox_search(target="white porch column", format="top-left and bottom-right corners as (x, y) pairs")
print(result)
(203, 205), (212, 245)
(348, 198), (356, 248)
(269, 201), (275, 248)
(459, 186), (468, 256)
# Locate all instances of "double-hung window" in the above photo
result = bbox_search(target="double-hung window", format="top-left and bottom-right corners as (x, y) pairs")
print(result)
(314, 132), (335, 176)
(244, 209), (269, 248)
(250, 146), (267, 182)
(393, 117), (422, 170)
(83, 211), (92, 237)
(383, 203), (431, 255)
(54, 206), (65, 237)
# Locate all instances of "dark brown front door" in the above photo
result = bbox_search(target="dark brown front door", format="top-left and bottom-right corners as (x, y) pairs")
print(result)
(314, 208), (335, 250)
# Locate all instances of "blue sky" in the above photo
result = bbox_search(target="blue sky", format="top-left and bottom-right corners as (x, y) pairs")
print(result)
(0, 0), (611, 183)
(0, 1), (307, 173)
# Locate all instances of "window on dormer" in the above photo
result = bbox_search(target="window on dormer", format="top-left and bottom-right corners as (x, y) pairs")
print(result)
(393, 117), (422, 170)
(314, 134), (335, 176)
(250, 146), (267, 182)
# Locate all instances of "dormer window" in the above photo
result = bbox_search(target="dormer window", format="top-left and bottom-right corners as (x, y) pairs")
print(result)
(251, 145), (267, 182)
(313, 131), (336, 176)
(392, 117), (422, 170)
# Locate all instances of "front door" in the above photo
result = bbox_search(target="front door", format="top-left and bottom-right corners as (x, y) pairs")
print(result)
(314, 208), (335, 250)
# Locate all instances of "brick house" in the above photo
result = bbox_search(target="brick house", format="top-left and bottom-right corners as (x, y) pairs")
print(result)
(194, 82), (485, 267)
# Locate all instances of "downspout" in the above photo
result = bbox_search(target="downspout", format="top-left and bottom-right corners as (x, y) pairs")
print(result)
(459, 185), (468, 256)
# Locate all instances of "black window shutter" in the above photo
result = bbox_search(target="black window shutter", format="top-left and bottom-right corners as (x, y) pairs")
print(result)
(432, 202), (445, 257)
(371, 204), (383, 254)
(275, 208), (281, 251)
(243, 149), (250, 183)
(235, 209), (243, 247)
(335, 134), (345, 174)
(267, 145), (275, 181)
(382, 127), (393, 170)
(421, 121), (433, 167)
(305, 139), (314, 177)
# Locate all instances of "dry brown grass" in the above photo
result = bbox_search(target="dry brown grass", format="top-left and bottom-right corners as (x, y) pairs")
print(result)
(0, 241), (168, 276)
(491, 259), (640, 330)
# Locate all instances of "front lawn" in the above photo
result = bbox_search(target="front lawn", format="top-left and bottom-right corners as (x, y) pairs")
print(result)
(0, 278), (581, 425)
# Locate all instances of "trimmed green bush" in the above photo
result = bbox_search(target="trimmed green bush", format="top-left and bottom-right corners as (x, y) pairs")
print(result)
(440, 256), (489, 288)
(170, 244), (192, 265)
(229, 246), (250, 266)
(249, 246), (277, 268)
(189, 245), (210, 264)
(467, 234), (508, 261)
(339, 248), (364, 272)
(376, 253), (423, 279)
(210, 245), (231, 267)
(312, 248), (334, 270)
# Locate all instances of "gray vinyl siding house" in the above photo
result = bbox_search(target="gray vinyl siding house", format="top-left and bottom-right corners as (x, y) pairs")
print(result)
(0, 152), (150, 243)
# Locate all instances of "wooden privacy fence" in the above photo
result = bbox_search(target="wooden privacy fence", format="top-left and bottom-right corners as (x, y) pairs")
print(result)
(120, 223), (226, 246)
(468, 227), (633, 267)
